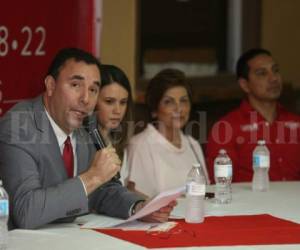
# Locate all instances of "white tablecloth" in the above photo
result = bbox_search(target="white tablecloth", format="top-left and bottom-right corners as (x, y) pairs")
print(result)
(8, 181), (300, 250)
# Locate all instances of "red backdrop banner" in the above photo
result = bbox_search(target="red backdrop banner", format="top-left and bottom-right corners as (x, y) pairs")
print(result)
(0, 0), (101, 116)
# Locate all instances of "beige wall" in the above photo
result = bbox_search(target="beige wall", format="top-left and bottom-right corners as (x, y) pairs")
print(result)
(100, 0), (137, 96)
(100, 0), (300, 95)
(261, 0), (300, 87)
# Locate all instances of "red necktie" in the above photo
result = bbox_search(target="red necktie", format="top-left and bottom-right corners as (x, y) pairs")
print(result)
(63, 136), (74, 178)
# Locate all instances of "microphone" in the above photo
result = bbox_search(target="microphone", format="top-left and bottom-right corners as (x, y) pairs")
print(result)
(83, 116), (120, 181)
(88, 127), (107, 151)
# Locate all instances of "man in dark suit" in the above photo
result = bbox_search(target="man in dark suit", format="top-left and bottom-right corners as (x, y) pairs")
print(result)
(0, 48), (175, 229)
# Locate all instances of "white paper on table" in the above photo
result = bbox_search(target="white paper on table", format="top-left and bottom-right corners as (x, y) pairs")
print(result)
(81, 214), (159, 230)
(80, 214), (125, 228)
(120, 186), (185, 224)
(81, 185), (185, 229)
(112, 220), (161, 230)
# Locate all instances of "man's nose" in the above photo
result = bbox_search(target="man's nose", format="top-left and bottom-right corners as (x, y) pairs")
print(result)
(269, 71), (280, 82)
(80, 88), (90, 105)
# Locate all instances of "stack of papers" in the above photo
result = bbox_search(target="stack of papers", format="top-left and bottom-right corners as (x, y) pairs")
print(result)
(81, 186), (185, 230)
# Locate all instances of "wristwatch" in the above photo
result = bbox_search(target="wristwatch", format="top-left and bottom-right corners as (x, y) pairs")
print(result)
(130, 200), (144, 216)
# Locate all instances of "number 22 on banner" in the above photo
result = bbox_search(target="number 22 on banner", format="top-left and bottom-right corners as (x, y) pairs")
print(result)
(0, 80), (3, 115)
(0, 25), (46, 57)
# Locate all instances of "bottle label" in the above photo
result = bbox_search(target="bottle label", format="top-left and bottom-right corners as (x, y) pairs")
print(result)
(253, 155), (270, 168)
(214, 164), (232, 178)
(0, 200), (9, 216)
(186, 182), (205, 196)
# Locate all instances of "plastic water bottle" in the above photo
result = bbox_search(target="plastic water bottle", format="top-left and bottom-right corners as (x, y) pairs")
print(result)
(0, 180), (9, 250)
(214, 149), (233, 204)
(185, 163), (206, 223)
(252, 140), (270, 192)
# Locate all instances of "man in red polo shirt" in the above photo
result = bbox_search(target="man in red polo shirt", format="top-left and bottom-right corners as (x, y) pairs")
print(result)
(206, 48), (300, 182)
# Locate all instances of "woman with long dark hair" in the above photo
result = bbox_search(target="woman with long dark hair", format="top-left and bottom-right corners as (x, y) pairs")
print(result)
(95, 64), (133, 185)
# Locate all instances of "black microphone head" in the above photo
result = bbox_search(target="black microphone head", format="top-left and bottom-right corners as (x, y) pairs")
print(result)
(83, 115), (120, 181)
(83, 114), (97, 131)
(83, 114), (106, 150)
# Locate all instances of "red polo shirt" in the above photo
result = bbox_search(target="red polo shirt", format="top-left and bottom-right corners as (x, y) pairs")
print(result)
(206, 100), (300, 182)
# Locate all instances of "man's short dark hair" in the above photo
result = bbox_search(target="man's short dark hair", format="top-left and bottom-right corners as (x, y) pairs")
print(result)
(47, 48), (101, 79)
(236, 48), (272, 80)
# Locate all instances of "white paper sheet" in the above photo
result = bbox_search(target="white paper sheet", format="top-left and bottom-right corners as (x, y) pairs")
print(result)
(81, 185), (185, 229)
(80, 214), (125, 228)
(120, 186), (185, 224)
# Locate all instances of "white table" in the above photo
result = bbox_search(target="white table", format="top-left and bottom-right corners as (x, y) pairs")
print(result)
(8, 182), (300, 250)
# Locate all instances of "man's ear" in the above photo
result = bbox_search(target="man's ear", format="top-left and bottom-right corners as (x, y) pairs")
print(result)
(238, 78), (250, 94)
(44, 75), (56, 96)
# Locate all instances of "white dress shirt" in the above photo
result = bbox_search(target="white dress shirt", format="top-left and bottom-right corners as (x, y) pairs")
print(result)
(45, 109), (88, 195)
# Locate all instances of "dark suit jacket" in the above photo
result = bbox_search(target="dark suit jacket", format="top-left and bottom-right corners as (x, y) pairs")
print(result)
(0, 96), (141, 229)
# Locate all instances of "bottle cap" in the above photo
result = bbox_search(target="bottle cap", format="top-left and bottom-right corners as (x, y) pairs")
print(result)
(192, 163), (201, 168)
(257, 140), (266, 145)
(219, 149), (226, 154)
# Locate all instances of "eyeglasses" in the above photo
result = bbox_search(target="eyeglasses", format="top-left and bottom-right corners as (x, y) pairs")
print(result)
(146, 224), (196, 239)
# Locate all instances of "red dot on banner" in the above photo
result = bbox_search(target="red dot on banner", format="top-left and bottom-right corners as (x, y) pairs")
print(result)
(11, 40), (18, 50)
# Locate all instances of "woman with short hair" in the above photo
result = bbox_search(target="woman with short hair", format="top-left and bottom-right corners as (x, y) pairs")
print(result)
(127, 68), (209, 197)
